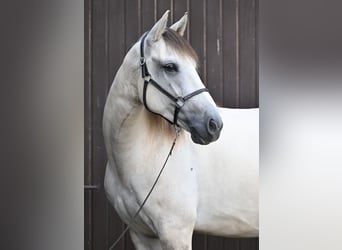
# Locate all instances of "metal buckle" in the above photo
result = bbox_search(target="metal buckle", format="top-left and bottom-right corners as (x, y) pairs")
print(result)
(140, 57), (146, 65)
(175, 97), (185, 108)
(174, 125), (181, 138)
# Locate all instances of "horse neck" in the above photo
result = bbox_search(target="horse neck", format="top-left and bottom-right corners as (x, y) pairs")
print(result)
(104, 43), (177, 148)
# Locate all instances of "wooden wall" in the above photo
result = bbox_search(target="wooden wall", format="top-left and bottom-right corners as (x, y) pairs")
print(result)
(85, 0), (258, 249)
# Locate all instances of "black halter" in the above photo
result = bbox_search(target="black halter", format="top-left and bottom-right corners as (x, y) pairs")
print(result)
(140, 32), (209, 125)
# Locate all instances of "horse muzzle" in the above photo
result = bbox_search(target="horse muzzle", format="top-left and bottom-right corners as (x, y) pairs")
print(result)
(189, 116), (223, 145)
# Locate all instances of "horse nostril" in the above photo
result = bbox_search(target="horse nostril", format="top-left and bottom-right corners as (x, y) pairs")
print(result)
(208, 119), (219, 135)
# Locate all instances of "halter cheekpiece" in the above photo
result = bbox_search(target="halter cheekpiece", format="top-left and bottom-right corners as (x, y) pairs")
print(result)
(140, 32), (209, 125)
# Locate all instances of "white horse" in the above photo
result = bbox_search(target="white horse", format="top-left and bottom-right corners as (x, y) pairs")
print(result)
(103, 10), (258, 250)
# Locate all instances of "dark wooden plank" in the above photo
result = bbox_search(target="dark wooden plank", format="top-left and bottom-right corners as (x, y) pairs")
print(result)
(223, 237), (240, 250)
(125, 1), (140, 50)
(108, 0), (125, 88)
(205, 235), (259, 250)
(157, 0), (172, 20)
(173, 0), (189, 39)
(255, 237), (259, 250)
(141, 0), (156, 32)
(207, 235), (224, 250)
(206, 0), (224, 105)
(222, 0), (238, 108)
(255, 0), (259, 108)
(239, 0), (258, 108)
(192, 233), (207, 250)
(91, 0), (111, 249)
(189, 0), (206, 82)
(84, 0), (93, 249)
(173, 0), (188, 19)
(239, 238), (259, 250)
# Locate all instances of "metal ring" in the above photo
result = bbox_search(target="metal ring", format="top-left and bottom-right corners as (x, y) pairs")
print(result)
(144, 75), (151, 82)
(176, 97), (185, 108)
(140, 57), (146, 65)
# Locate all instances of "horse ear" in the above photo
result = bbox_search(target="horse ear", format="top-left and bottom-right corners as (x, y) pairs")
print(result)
(170, 12), (188, 36)
(146, 10), (170, 43)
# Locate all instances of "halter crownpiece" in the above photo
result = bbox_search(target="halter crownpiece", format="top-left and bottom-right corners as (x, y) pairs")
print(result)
(140, 32), (209, 125)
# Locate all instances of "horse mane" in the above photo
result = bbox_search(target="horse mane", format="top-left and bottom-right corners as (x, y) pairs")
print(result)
(162, 28), (199, 65)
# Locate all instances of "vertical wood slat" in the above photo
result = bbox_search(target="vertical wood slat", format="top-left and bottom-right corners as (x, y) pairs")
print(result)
(207, 235), (224, 250)
(235, 0), (240, 107)
(173, 0), (188, 29)
(206, 0), (224, 105)
(91, 0), (110, 250)
(108, 0), (125, 88)
(255, 0), (259, 108)
(223, 238), (240, 250)
(141, 0), (156, 32)
(223, 0), (238, 107)
(239, 0), (258, 107)
(172, 0), (190, 40)
(157, 0), (172, 20)
(84, 0), (92, 249)
(125, 1), (140, 51)
(240, 238), (259, 250)
(189, 0), (206, 82)
(192, 233), (207, 250)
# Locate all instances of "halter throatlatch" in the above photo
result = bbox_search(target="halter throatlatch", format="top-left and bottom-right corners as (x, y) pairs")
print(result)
(140, 32), (209, 125)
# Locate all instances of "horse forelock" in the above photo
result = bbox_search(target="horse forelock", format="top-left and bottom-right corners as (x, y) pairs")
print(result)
(162, 29), (199, 65)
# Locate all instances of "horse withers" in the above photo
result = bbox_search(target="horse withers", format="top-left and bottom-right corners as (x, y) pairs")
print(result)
(103, 10), (258, 250)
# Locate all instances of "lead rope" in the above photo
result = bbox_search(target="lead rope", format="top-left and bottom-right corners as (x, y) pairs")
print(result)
(108, 126), (181, 250)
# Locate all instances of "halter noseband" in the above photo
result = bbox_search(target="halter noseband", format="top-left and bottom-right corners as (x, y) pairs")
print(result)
(140, 32), (209, 125)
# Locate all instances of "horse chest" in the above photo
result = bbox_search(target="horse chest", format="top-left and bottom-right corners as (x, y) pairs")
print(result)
(116, 140), (198, 194)
(107, 135), (199, 231)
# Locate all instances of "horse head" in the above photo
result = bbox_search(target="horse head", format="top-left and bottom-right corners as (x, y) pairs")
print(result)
(138, 10), (223, 145)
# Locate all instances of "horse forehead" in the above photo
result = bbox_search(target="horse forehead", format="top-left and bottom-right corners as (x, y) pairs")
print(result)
(151, 41), (197, 67)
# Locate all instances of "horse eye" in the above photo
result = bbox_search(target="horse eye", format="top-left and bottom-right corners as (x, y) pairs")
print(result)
(163, 63), (178, 73)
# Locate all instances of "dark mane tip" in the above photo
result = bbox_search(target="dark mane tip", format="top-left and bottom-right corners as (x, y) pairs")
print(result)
(162, 28), (199, 64)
